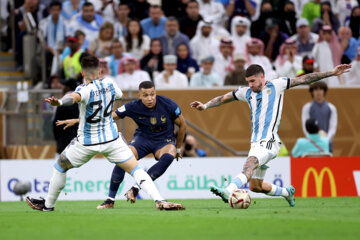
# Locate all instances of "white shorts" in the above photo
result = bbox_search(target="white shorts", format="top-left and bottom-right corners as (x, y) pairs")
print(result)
(64, 136), (133, 168)
(248, 139), (281, 180)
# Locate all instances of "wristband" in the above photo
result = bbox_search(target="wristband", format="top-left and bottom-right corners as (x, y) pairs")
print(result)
(58, 100), (63, 106)
(176, 148), (181, 154)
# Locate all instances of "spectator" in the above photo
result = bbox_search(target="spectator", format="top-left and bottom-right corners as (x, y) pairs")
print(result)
(311, 1), (340, 34)
(114, 3), (131, 38)
(312, 25), (343, 86)
(120, 19), (150, 59)
(39, 1), (66, 78)
(61, 0), (83, 23)
(104, 39), (130, 77)
(115, 56), (151, 90)
(154, 55), (188, 89)
(230, 16), (251, 54)
(292, 118), (330, 157)
(179, 0), (203, 39)
(61, 36), (84, 81)
(93, 0), (118, 23)
(15, 0), (49, 68)
(140, 38), (164, 80)
(182, 134), (207, 157)
(198, 0), (226, 27)
(260, 18), (288, 62)
(338, 26), (359, 64)
(190, 20), (220, 63)
(176, 43), (199, 79)
(224, 53), (247, 86)
(190, 55), (222, 87)
(348, 6), (360, 39)
(302, 0), (321, 28)
(250, 1), (274, 38)
(52, 78), (79, 157)
(302, 81), (337, 152)
(128, 0), (150, 20)
(289, 18), (319, 57)
(88, 21), (114, 57)
(275, 39), (302, 78)
(159, 17), (191, 55)
(162, 0), (188, 18)
(245, 38), (277, 80)
(296, 55), (315, 77)
(279, 0), (297, 37)
(213, 37), (234, 81)
(68, 2), (104, 42)
(140, 5), (167, 39)
(344, 46), (360, 85)
(60, 30), (87, 62)
(335, 0), (358, 26)
(226, 0), (256, 26)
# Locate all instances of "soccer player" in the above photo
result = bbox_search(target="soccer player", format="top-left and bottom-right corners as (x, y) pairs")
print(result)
(26, 56), (184, 211)
(190, 63), (351, 206)
(57, 81), (187, 209)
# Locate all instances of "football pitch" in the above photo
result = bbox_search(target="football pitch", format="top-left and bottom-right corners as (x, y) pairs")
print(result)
(0, 198), (359, 240)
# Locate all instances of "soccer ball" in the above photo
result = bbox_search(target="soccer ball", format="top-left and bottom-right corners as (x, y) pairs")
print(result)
(228, 189), (251, 209)
(13, 180), (31, 196)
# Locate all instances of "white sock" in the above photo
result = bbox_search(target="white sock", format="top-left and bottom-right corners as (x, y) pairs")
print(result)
(226, 173), (248, 193)
(131, 167), (164, 201)
(267, 184), (289, 197)
(45, 168), (66, 208)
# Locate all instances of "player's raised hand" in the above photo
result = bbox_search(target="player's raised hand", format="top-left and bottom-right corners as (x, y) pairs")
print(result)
(56, 119), (79, 130)
(332, 64), (352, 76)
(190, 101), (206, 111)
(45, 96), (61, 106)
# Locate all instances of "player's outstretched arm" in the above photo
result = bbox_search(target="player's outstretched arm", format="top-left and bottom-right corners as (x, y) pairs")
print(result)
(174, 114), (187, 161)
(45, 92), (81, 106)
(56, 119), (80, 130)
(190, 91), (235, 111)
(289, 64), (352, 88)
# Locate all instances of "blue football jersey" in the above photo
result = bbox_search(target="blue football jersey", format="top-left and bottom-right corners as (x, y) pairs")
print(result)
(115, 96), (181, 140)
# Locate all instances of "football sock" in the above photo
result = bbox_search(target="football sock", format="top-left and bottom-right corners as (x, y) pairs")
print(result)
(267, 184), (289, 197)
(130, 165), (164, 201)
(45, 168), (66, 208)
(147, 153), (174, 180)
(226, 173), (248, 193)
(108, 165), (126, 199)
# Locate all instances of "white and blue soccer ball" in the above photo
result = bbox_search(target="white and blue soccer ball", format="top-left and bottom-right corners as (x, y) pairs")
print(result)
(228, 189), (251, 209)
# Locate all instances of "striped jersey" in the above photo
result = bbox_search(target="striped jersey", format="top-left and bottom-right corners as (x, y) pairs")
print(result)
(233, 77), (290, 143)
(75, 77), (122, 146)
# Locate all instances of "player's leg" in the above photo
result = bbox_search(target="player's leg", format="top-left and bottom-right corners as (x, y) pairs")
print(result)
(26, 140), (96, 211)
(97, 145), (139, 209)
(105, 138), (185, 210)
(210, 156), (258, 203)
(249, 172), (295, 207)
(125, 139), (176, 203)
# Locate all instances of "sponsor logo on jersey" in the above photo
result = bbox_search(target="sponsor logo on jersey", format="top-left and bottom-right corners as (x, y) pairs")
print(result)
(150, 117), (157, 125)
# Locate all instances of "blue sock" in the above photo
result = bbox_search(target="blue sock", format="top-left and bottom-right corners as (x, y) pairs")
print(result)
(147, 153), (174, 181)
(108, 165), (125, 199)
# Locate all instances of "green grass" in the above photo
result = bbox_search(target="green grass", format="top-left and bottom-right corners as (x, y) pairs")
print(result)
(0, 198), (360, 240)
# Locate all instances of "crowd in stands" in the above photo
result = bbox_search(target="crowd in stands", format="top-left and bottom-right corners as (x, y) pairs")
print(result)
(0, 0), (358, 157)
(2, 0), (360, 89)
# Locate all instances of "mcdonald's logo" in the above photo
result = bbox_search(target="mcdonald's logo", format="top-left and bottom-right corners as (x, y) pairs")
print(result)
(302, 167), (337, 197)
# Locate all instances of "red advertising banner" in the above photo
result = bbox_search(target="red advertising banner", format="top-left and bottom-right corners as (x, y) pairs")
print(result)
(291, 157), (360, 197)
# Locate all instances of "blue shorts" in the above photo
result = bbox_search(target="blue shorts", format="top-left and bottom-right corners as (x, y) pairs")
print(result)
(129, 135), (175, 159)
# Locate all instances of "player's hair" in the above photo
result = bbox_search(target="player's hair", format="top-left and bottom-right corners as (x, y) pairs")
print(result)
(166, 16), (179, 24)
(187, 0), (199, 7)
(245, 64), (264, 77)
(81, 56), (100, 75)
(150, 4), (161, 9)
(82, 2), (94, 8)
(74, 30), (85, 38)
(139, 81), (155, 90)
(49, 1), (62, 9)
(309, 81), (328, 97)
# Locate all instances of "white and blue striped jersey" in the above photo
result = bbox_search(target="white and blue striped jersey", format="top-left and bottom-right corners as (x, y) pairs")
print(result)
(233, 77), (290, 143)
(75, 77), (122, 146)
